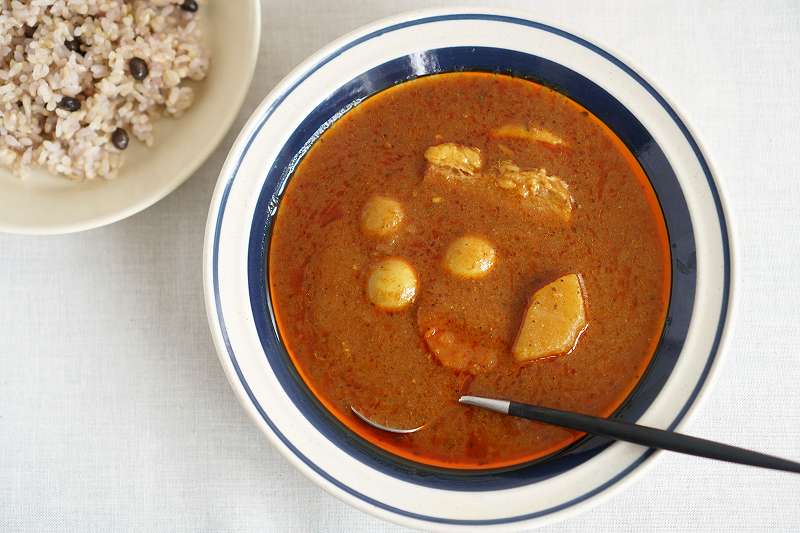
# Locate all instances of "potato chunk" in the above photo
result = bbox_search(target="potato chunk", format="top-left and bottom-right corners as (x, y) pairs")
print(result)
(494, 161), (573, 222)
(366, 258), (418, 311)
(424, 143), (482, 179)
(361, 195), (404, 237)
(491, 124), (565, 147)
(512, 274), (587, 362)
(443, 235), (496, 279)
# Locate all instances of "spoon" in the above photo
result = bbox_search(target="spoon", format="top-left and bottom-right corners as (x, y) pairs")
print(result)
(352, 396), (800, 473)
(459, 395), (800, 473)
(350, 405), (425, 434)
(351, 398), (800, 472)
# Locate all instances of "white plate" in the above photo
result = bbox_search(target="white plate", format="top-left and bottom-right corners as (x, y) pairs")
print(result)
(0, 1), (261, 235)
(204, 8), (735, 531)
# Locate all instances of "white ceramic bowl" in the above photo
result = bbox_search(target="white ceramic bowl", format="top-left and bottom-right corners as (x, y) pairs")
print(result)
(204, 8), (734, 531)
(0, 2), (261, 235)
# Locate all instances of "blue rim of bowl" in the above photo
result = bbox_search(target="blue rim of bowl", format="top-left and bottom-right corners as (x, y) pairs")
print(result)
(211, 14), (730, 526)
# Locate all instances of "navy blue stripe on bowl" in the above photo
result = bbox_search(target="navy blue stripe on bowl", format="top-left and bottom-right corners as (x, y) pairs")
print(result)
(212, 14), (730, 526)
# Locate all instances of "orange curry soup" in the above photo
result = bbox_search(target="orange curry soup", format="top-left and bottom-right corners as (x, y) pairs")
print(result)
(269, 72), (670, 469)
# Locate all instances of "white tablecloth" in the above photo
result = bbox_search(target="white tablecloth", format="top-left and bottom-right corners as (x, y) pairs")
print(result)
(2, 1), (799, 531)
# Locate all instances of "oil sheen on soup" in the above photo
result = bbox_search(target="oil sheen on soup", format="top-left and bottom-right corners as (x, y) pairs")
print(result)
(269, 72), (671, 469)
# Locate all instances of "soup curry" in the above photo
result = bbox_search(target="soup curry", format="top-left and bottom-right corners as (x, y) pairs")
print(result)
(269, 72), (670, 469)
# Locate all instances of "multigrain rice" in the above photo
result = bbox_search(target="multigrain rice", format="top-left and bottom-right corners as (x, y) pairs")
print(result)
(0, 0), (209, 180)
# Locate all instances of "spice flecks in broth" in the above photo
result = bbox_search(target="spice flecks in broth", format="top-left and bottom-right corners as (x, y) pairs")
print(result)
(269, 72), (670, 469)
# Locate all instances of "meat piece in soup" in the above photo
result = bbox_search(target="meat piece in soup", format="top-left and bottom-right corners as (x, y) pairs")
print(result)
(424, 143), (574, 223)
(492, 161), (573, 222)
(422, 324), (501, 375)
(424, 142), (482, 180)
(491, 123), (566, 147)
(269, 72), (670, 469)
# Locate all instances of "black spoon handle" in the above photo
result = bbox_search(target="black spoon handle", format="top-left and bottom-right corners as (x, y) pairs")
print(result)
(459, 396), (800, 473)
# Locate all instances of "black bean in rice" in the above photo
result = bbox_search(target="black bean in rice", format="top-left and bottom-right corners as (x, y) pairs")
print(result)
(57, 96), (81, 112)
(129, 57), (149, 81)
(111, 128), (129, 151)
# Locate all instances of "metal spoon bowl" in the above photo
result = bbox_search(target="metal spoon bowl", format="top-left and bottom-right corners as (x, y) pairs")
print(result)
(350, 405), (425, 434)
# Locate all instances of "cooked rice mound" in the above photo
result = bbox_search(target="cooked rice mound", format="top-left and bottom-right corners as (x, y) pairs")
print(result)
(0, 0), (209, 180)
